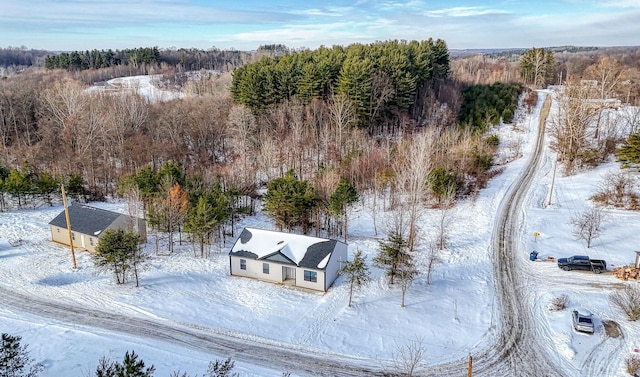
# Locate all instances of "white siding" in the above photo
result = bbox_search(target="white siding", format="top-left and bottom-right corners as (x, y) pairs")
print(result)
(230, 256), (283, 283)
(295, 268), (325, 291)
(324, 242), (348, 290)
(228, 238), (348, 292)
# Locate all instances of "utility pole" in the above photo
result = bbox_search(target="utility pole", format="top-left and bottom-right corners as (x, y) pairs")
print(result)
(468, 355), (473, 377)
(547, 160), (557, 207)
(61, 184), (77, 269)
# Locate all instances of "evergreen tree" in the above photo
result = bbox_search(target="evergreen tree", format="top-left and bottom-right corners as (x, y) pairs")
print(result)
(0, 333), (43, 377)
(340, 249), (370, 307)
(4, 168), (31, 209)
(205, 358), (238, 377)
(428, 167), (458, 204)
(373, 231), (418, 306)
(263, 170), (317, 233)
(616, 131), (640, 169)
(337, 55), (373, 127)
(34, 171), (60, 206)
(373, 231), (409, 285)
(66, 172), (87, 202)
(94, 351), (155, 377)
(184, 186), (229, 257)
(158, 160), (186, 188)
(93, 229), (142, 285)
(131, 166), (161, 203)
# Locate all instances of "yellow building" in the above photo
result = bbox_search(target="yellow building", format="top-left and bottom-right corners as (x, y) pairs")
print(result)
(49, 204), (146, 253)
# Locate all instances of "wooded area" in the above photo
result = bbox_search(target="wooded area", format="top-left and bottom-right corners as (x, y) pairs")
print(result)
(1, 42), (639, 242)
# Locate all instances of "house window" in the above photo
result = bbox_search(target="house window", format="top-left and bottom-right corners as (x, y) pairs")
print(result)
(304, 270), (317, 282)
(89, 238), (94, 246)
(263, 263), (269, 274)
(56, 228), (60, 233)
(71, 233), (75, 241)
(240, 259), (246, 270)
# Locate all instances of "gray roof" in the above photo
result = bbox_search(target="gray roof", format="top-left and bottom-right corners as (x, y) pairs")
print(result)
(48, 204), (124, 237)
(229, 228), (342, 270)
(299, 239), (339, 269)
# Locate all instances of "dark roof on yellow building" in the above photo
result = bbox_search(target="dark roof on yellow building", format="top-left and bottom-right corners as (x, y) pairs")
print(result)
(48, 204), (124, 237)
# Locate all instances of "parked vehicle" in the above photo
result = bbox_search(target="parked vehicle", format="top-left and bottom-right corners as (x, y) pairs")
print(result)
(557, 255), (607, 274)
(572, 309), (594, 334)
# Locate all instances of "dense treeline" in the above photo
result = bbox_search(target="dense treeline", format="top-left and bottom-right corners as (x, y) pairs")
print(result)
(44, 47), (161, 71)
(459, 82), (523, 132)
(0, 162), (87, 211)
(230, 39), (450, 130)
(44, 46), (253, 74)
(0, 46), (49, 68)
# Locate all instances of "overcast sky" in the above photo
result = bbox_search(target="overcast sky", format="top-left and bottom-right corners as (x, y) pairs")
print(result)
(2, 0), (639, 51)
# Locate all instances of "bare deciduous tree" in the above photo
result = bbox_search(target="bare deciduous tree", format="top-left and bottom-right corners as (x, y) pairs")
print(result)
(609, 283), (640, 321)
(585, 56), (625, 100)
(391, 338), (428, 377)
(397, 249), (418, 308)
(228, 104), (257, 184)
(435, 185), (456, 250)
(425, 243), (440, 285)
(394, 131), (435, 251)
(328, 92), (356, 157)
(570, 206), (605, 248)
(549, 81), (599, 174)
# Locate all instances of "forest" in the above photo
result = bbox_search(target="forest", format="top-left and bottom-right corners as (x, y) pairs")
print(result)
(0, 41), (639, 244)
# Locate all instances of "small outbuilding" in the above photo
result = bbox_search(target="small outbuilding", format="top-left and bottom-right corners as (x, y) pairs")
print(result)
(229, 227), (347, 292)
(49, 204), (147, 253)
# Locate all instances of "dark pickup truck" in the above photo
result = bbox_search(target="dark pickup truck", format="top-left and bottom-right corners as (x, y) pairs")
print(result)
(557, 255), (607, 274)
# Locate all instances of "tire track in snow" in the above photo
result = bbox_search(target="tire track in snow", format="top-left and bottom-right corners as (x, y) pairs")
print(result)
(0, 287), (384, 377)
(301, 283), (349, 345)
(580, 322), (625, 377)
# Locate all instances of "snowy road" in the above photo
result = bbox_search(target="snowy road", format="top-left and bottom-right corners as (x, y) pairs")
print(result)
(0, 288), (385, 376)
(427, 93), (571, 376)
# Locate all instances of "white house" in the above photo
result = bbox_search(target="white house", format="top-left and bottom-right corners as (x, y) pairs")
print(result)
(229, 228), (348, 292)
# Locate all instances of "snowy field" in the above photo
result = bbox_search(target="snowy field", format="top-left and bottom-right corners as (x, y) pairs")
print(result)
(1, 90), (640, 376)
(85, 74), (185, 102)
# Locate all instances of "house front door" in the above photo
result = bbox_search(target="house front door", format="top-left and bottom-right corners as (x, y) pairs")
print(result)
(283, 266), (295, 281)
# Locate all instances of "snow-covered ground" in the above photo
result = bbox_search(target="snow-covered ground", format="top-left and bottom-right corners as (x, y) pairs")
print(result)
(1, 90), (640, 376)
(85, 75), (185, 102)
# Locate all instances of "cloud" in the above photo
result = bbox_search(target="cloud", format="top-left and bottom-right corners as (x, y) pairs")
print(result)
(600, 0), (640, 7)
(0, 0), (299, 28)
(426, 6), (508, 18)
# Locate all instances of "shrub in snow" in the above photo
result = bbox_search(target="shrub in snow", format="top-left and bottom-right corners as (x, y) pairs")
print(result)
(548, 294), (569, 311)
(626, 354), (640, 375)
(591, 171), (640, 210)
(610, 283), (640, 321)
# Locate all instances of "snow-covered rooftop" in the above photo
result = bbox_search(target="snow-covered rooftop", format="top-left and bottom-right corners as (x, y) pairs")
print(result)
(231, 227), (331, 267)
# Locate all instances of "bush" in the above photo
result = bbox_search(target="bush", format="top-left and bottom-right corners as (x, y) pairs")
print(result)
(626, 354), (640, 376)
(428, 167), (458, 202)
(485, 134), (500, 147)
(502, 106), (515, 123)
(610, 283), (640, 321)
(591, 171), (640, 210)
(548, 294), (569, 311)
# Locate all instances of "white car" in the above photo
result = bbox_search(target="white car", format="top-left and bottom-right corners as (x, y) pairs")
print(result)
(572, 309), (594, 334)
